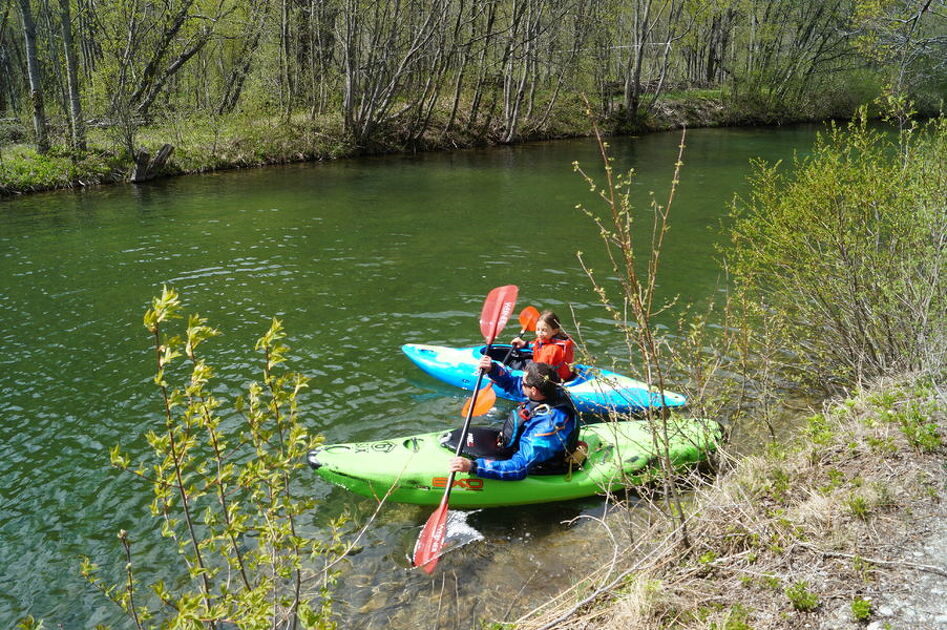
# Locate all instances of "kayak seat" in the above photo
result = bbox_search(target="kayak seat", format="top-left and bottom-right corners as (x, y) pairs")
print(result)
(440, 427), (513, 460)
(482, 345), (532, 371)
(440, 427), (586, 476)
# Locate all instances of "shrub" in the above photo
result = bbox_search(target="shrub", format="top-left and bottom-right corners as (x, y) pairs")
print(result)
(82, 287), (343, 629)
(727, 113), (947, 388)
(893, 403), (943, 452)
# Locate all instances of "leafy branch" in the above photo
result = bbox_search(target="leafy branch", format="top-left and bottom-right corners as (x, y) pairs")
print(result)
(84, 286), (346, 629)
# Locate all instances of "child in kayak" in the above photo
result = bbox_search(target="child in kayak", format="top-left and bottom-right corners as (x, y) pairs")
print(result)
(511, 310), (575, 381)
(448, 355), (578, 480)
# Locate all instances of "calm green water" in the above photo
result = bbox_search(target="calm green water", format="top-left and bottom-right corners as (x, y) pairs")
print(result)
(0, 126), (820, 627)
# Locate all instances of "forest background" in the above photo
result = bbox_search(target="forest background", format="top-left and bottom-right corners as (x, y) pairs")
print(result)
(1, 0), (945, 195)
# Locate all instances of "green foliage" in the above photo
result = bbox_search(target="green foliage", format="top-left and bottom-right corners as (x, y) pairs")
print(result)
(818, 468), (846, 494)
(892, 402), (943, 452)
(805, 414), (834, 445)
(15, 616), (44, 630)
(0, 145), (118, 194)
(0, 118), (28, 143)
(699, 550), (718, 564)
(865, 435), (897, 455)
(846, 493), (871, 520)
(728, 114), (947, 388)
(764, 467), (792, 502)
(784, 580), (820, 611)
(708, 604), (753, 630)
(760, 574), (782, 590)
(870, 388), (945, 452)
(852, 555), (875, 582)
(84, 286), (343, 629)
(852, 1), (947, 113)
(851, 595), (873, 622)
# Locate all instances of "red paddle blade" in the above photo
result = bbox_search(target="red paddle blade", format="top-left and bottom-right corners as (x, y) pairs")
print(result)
(519, 306), (540, 332)
(462, 382), (496, 417)
(413, 500), (449, 573)
(479, 285), (518, 344)
(415, 285), (516, 575)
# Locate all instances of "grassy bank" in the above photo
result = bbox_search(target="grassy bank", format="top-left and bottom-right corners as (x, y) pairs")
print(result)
(513, 374), (946, 629)
(0, 90), (860, 198)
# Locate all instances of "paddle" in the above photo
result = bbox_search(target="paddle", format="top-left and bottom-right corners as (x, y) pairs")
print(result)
(460, 306), (540, 418)
(461, 382), (495, 417)
(500, 305), (541, 364)
(413, 284), (518, 574)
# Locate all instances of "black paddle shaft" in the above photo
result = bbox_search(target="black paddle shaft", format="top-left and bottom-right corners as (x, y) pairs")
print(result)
(499, 328), (528, 365)
(444, 347), (492, 497)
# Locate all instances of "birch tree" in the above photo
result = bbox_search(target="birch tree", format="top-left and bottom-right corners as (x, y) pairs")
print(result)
(16, 0), (48, 153)
(59, 0), (85, 151)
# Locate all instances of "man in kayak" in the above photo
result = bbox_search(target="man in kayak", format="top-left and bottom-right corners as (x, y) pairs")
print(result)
(448, 354), (578, 480)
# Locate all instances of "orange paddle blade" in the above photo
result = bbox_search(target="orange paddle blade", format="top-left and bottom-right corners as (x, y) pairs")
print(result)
(519, 306), (540, 332)
(462, 382), (496, 417)
(413, 498), (449, 573)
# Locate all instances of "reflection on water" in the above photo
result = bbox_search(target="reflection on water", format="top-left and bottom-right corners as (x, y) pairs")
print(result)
(0, 126), (822, 627)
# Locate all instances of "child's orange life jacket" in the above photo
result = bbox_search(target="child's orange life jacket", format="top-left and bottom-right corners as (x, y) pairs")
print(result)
(532, 335), (575, 381)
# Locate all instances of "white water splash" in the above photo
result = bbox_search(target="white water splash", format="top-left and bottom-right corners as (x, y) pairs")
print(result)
(442, 510), (484, 552)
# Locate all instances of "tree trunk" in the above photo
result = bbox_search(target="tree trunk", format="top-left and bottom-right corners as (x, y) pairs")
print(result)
(466, 0), (497, 130)
(279, 0), (292, 117)
(131, 143), (174, 182)
(59, 0), (86, 152)
(127, 0), (194, 114)
(218, 1), (269, 116)
(0, 2), (13, 114)
(624, 0), (654, 123)
(17, 0), (49, 153)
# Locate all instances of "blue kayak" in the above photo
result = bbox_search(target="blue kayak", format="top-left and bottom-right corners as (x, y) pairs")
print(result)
(402, 343), (687, 414)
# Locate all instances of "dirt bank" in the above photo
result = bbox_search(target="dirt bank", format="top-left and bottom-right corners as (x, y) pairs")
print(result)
(512, 374), (947, 629)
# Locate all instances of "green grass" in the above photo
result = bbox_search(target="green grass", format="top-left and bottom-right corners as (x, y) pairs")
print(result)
(0, 144), (118, 194)
(785, 581), (820, 611)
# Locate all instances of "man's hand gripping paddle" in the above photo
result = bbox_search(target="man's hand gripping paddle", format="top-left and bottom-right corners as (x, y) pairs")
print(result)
(460, 305), (539, 417)
(412, 285), (518, 574)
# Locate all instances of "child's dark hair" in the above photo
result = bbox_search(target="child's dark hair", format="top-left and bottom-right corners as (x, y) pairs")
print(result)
(523, 362), (560, 398)
(538, 311), (563, 331)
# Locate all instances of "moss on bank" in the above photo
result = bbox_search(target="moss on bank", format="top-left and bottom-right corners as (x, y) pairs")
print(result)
(513, 374), (946, 629)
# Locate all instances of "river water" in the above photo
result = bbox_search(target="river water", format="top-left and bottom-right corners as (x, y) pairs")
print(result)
(0, 126), (821, 627)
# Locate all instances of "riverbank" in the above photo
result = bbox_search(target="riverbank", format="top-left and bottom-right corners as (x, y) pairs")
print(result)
(0, 91), (851, 199)
(512, 374), (947, 629)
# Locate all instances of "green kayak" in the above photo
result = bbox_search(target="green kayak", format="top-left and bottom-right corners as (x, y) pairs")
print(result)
(307, 417), (722, 508)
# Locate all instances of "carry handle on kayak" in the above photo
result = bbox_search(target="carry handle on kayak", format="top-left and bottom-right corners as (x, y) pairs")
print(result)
(413, 285), (518, 574)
